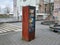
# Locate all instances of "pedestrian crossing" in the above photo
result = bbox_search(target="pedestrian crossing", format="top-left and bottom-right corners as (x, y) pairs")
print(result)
(0, 23), (22, 34)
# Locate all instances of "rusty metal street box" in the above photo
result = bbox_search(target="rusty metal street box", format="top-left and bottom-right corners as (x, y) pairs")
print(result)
(22, 6), (36, 41)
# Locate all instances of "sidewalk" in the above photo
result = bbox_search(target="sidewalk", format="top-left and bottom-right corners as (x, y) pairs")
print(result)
(0, 21), (60, 45)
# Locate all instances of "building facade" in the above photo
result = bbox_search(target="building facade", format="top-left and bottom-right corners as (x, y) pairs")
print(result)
(13, 0), (39, 16)
(13, 0), (17, 17)
(13, 0), (40, 21)
(13, 0), (54, 20)
(37, 0), (50, 20)
(53, 0), (60, 23)
(37, 0), (54, 20)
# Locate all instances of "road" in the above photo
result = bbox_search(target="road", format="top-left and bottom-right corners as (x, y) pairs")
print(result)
(0, 17), (22, 22)
(0, 21), (60, 45)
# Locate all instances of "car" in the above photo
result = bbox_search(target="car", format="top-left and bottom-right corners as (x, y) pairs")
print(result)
(41, 20), (55, 25)
(49, 23), (60, 32)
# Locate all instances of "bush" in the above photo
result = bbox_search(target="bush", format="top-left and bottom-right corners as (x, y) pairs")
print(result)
(0, 14), (10, 18)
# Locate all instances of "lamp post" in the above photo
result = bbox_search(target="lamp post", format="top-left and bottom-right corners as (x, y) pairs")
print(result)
(17, 7), (19, 21)
(49, 0), (51, 16)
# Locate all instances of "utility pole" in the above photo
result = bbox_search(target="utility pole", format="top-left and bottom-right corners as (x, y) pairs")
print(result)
(49, 0), (51, 15)
(17, 7), (19, 21)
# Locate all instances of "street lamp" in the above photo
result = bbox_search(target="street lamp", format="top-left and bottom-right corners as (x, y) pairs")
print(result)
(17, 7), (19, 21)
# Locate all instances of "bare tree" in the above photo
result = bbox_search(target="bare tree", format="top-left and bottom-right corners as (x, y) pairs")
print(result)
(4, 6), (10, 15)
(0, 6), (1, 13)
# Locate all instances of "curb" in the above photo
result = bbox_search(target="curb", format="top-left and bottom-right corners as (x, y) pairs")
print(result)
(0, 21), (22, 23)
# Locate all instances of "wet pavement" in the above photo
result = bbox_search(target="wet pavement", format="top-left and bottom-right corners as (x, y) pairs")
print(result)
(0, 17), (22, 22)
(0, 23), (22, 35)
(0, 21), (60, 45)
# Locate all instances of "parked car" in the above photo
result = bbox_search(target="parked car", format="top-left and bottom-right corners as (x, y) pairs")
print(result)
(49, 23), (60, 32)
(41, 20), (55, 25)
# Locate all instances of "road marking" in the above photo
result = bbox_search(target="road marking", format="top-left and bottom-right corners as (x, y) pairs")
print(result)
(14, 29), (22, 32)
(0, 23), (22, 34)
(0, 31), (3, 33)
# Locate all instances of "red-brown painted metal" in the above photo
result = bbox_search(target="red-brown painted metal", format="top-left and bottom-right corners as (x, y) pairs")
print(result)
(22, 6), (35, 41)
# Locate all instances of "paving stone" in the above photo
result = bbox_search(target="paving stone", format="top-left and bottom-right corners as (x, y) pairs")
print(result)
(0, 23), (22, 34)
(0, 21), (60, 45)
(0, 31), (3, 33)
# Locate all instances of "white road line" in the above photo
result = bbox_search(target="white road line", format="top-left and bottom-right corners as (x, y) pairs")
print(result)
(1, 30), (7, 32)
(14, 29), (22, 32)
(0, 31), (3, 33)
(5, 29), (11, 31)
(0, 23), (22, 34)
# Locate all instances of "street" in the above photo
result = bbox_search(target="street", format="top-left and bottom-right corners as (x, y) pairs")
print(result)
(0, 21), (60, 45)
(0, 17), (22, 22)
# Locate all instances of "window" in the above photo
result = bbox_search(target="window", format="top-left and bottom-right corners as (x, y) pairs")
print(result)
(36, 10), (39, 13)
(23, 0), (26, 2)
(20, 6), (22, 11)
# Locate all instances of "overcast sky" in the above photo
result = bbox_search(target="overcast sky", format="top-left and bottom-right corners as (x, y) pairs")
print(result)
(0, 0), (13, 13)
(0, 0), (54, 8)
(0, 0), (13, 8)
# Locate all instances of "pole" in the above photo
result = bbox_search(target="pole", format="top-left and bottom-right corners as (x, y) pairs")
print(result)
(49, 0), (51, 15)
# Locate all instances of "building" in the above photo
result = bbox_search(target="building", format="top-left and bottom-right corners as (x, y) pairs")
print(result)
(53, 0), (60, 23)
(13, 0), (17, 17)
(13, 0), (54, 20)
(36, 0), (54, 20)
(36, 0), (47, 20)
(13, 0), (39, 16)
(13, 0), (40, 21)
